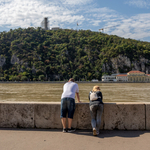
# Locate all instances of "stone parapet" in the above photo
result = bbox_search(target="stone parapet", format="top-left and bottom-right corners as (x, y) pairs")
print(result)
(34, 103), (61, 128)
(0, 102), (149, 130)
(0, 103), (34, 128)
(145, 102), (150, 130)
(104, 102), (145, 130)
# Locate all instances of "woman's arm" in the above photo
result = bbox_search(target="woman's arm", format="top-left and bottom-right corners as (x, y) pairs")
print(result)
(101, 92), (103, 101)
(97, 91), (103, 103)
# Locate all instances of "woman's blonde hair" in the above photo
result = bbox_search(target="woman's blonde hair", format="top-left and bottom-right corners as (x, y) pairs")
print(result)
(92, 85), (100, 92)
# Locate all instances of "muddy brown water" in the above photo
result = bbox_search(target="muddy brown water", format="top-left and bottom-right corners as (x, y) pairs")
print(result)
(0, 83), (150, 102)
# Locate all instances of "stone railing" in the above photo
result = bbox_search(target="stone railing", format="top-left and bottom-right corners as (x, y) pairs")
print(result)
(0, 102), (150, 130)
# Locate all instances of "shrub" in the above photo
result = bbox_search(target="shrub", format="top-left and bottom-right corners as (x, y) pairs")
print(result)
(21, 76), (28, 81)
(38, 75), (45, 81)
(33, 78), (37, 81)
(0, 77), (5, 81)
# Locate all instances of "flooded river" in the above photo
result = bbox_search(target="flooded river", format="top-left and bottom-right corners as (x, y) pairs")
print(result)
(0, 82), (150, 102)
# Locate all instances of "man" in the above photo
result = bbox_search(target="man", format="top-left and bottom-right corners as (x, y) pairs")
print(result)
(60, 78), (81, 133)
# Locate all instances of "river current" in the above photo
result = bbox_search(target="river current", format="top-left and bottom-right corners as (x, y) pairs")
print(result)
(0, 82), (150, 102)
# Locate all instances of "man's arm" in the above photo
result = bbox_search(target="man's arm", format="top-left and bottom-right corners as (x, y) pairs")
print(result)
(76, 93), (81, 103)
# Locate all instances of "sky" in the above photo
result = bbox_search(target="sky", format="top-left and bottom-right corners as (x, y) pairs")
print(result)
(0, 0), (150, 42)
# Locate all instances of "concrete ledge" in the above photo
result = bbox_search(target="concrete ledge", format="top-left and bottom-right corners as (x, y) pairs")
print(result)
(0, 103), (34, 128)
(34, 103), (61, 128)
(104, 103), (145, 130)
(76, 103), (104, 129)
(145, 102), (150, 130)
(0, 102), (148, 130)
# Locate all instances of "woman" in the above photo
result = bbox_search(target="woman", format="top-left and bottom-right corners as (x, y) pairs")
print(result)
(89, 85), (104, 136)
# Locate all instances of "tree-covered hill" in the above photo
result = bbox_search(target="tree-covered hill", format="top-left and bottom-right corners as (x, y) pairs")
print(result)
(0, 27), (150, 81)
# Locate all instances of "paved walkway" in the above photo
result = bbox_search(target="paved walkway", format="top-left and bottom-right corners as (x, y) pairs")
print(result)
(0, 128), (150, 150)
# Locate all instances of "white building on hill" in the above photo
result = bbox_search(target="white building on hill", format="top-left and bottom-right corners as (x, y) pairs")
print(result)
(101, 70), (150, 82)
(101, 74), (117, 82)
(116, 74), (128, 82)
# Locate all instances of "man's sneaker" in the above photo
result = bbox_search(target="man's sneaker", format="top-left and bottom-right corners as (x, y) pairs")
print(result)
(96, 131), (99, 135)
(68, 127), (76, 133)
(93, 128), (97, 136)
(62, 128), (67, 133)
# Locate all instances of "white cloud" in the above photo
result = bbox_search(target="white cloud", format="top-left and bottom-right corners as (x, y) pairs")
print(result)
(125, 0), (150, 8)
(0, 0), (116, 30)
(61, 0), (92, 5)
(0, 0), (85, 29)
(0, 0), (150, 41)
(106, 13), (150, 41)
(87, 7), (115, 13)
(88, 7), (119, 28)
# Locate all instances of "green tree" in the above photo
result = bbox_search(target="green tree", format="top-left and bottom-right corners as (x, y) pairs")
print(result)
(39, 75), (45, 81)
(21, 76), (28, 81)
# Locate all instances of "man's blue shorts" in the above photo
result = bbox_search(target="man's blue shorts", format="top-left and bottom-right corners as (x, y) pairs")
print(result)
(60, 97), (75, 119)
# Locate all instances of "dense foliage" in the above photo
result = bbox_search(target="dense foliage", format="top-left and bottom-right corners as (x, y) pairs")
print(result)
(0, 27), (150, 81)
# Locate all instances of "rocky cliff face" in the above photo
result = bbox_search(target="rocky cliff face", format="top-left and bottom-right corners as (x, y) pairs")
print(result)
(102, 55), (150, 74)
(11, 54), (20, 65)
(1, 53), (150, 74)
(0, 56), (6, 67)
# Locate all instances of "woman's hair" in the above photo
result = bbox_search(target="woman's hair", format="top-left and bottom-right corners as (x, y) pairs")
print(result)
(92, 85), (100, 92)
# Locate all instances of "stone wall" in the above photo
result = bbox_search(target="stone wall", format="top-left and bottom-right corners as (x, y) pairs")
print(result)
(0, 102), (150, 130)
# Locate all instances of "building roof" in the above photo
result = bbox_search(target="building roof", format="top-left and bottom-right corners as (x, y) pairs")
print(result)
(128, 70), (144, 74)
(116, 74), (127, 77)
(146, 74), (150, 76)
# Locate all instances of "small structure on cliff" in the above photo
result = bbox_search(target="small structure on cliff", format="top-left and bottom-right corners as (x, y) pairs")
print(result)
(41, 17), (49, 30)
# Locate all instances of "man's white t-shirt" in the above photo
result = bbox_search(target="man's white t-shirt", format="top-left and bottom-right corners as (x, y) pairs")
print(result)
(61, 81), (79, 99)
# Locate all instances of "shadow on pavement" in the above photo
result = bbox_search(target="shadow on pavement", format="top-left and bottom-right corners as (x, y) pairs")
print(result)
(71, 129), (150, 138)
(0, 128), (149, 139)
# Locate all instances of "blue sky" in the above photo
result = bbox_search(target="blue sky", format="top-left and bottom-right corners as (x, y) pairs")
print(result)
(0, 0), (150, 42)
